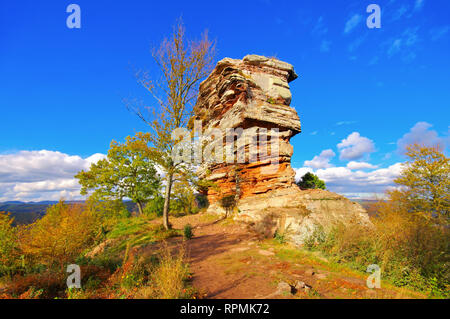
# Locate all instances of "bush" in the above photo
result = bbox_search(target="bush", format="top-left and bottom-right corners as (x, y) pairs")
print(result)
(306, 211), (449, 296)
(183, 224), (194, 240)
(151, 245), (190, 299)
(144, 195), (165, 217)
(0, 212), (20, 276)
(297, 172), (326, 190)
(20, 201), (100, 267)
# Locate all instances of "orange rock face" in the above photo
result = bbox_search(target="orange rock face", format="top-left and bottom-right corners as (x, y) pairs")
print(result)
(193, 55), (301, 211)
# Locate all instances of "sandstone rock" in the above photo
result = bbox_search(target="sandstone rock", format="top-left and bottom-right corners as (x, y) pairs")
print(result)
(276, 281), (292, 295)
(294, 280), (306, 289)
(193, 55), (301, 211)
(193, 54), (371, 246)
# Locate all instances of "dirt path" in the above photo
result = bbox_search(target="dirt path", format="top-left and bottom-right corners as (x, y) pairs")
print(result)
(152, 213), (425, 299)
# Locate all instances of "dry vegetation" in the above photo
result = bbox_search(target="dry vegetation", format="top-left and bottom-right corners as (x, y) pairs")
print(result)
(0, 200), (196, 299)
(303, 145), (449, 298)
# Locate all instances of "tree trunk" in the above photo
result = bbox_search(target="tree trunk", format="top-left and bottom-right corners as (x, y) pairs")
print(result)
(163, 172), (173, 230)
(136, 201), (144, 216)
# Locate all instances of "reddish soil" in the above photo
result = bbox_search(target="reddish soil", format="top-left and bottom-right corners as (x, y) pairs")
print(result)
(151, 213), (425, 299)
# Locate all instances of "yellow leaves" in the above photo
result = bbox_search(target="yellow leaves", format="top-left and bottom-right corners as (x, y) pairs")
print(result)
(0, 211), (19, 268)
(393, 144), (449, 222)
(20, 201), (99, 266)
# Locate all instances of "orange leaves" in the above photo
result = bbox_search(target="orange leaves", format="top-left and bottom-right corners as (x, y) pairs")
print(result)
(20, 201), (99, 266)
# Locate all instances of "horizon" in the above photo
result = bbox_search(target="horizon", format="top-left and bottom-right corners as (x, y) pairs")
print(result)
(1, 0), (449, 202)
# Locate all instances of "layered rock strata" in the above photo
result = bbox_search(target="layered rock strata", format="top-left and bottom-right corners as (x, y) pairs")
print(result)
(193, 55), (370, 244)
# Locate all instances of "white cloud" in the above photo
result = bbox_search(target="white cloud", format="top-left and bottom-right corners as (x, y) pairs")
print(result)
(312, 16), (328, 36)
(344, 14), (362, 34)
(0, 150), (106, 202)
(397, 122), (449, 153)
(346, 161), (378, 170)
(392, 5), (409, 21)
(337, 132), (375, 161)
(387, 28), (419, 61)
(304, 149), (335, 169)
(294, 163), (403, 199)
(336, 120), (357, 126)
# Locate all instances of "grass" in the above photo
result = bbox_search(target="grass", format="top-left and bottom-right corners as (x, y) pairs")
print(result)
(105, 217), (181, 254)
(260, 239), (428, 299)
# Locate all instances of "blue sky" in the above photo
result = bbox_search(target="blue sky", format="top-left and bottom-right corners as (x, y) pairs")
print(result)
(0, 0), (449, 201)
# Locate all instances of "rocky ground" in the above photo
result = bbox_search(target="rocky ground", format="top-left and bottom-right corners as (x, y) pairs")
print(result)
(145, 213), (425, 299)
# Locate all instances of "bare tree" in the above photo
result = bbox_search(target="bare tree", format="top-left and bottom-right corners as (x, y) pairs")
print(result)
(126, 19), (216, 229)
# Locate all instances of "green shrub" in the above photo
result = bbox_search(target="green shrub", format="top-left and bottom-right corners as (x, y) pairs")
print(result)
(183, 224), (194, 240)
(144, 195), (165, 217)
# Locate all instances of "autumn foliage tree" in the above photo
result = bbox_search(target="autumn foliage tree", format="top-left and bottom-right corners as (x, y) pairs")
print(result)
(0, 212), (19, 275)
(76, 133), (161, 215)
(391, 144), (449, 223)
(20, 201), (99, 267)
(126, 19), (215, 229)
(373, 144), (449, 290)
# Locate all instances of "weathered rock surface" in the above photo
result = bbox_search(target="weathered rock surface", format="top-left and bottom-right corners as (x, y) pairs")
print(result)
(193, 54), (371, 245)
(194, 55), (300, 205)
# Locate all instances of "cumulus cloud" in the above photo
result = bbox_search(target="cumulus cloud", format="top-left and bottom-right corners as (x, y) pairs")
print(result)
(346, 161), (378, 170)
(344, 14), (362, 34)
(304, 149), (335, 169)
(337, 132), (375, 161)
(294, 163), (403, 199)
(397, 122), (449, 153)
(0, 150), (106, 202)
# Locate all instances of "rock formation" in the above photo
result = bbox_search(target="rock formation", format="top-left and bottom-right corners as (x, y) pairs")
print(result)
(193, 55), (370, 245)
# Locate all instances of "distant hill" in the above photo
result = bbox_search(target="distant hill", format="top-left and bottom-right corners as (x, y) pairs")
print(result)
(0, 201), (55, 225)
(0, 200), (138, 225)
(353, 199), (381, 217)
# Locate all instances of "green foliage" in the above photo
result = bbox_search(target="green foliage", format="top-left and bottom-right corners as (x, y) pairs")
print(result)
(76, 133), (161, 215)
(303, 225), (327, 250)
(195, 194), (209, 209)
(143, 195), (165, 217)
(274, 231), (287, 244)
(297, 172), (326, 190)
(86, 196), (130, 224)
(219, 195), (236, 217)
(183, 224), (194, 240)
